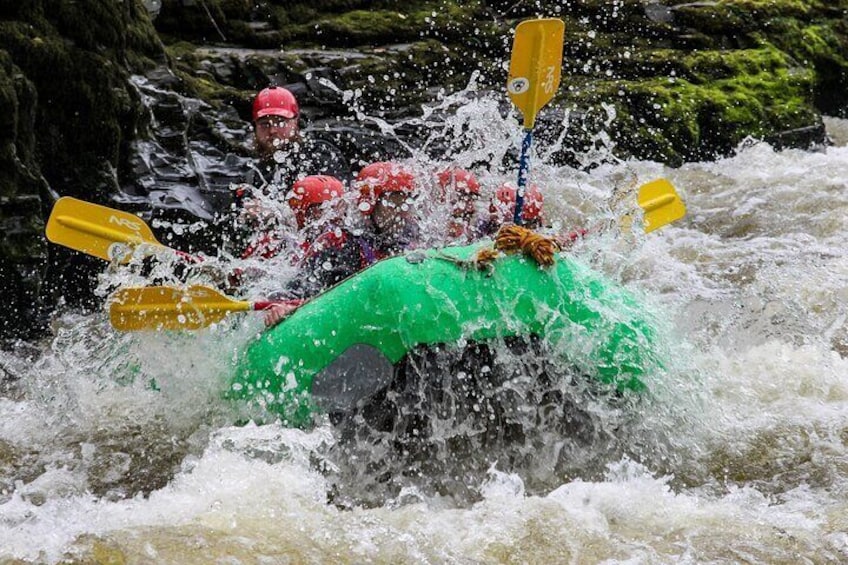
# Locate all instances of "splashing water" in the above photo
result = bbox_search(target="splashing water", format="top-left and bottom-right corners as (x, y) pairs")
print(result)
(2, 87), (847, 562)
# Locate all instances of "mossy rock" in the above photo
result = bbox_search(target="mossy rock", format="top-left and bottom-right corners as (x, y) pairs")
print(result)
(0, 0), (168, 336)
(0, 0), (164, 201)
(0, 49), (48, 339)
(760, 18), (848, 116)
(556, 44), (822, 164)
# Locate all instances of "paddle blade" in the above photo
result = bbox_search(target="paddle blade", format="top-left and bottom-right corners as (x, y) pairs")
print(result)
(507, 18), (565, 129)
(46, 197), (162, 261)
(637, 179), (687, 233)
(109, 285), (250, 331)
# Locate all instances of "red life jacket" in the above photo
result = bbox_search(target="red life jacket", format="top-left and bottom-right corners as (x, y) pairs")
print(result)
(241, 231), (286, 260)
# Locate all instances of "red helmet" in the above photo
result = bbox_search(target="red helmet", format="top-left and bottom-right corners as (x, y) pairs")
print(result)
(288, 175), (345, 228)
(355, 162), (416, 214)
(252, 86), (299, 121)
(288, 175), (344, 209)
(491, 183), (544, 223)
(436, 168), (481, 199)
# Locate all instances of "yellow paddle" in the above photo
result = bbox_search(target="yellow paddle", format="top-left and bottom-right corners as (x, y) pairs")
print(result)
(507, 18), (565, 224)
(508, 18), (565, 130)
(109, 285), (288, 331)
(638, 178), (687, 233)
(45, 196), (194, 262)
(561, 178), (686, 246)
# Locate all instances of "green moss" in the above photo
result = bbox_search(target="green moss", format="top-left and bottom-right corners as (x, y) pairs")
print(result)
(218, 0), (253, 20)
(156, 0), (485, 48)
(719, 0), (822, 18)
(271, 4), (321, 27)
(238, 0), (491, 49)
(331, 39), (483, 115)
(310, 9), (429, 46)
(173, 67), (246, 108)
(562, 44), (820, 163)
(155, 0), (230, 42)
(672, 3), (756, 37)
(270, 0), (375, 10)
(759, 19), (848, 115)
(162, 42), (277, 113)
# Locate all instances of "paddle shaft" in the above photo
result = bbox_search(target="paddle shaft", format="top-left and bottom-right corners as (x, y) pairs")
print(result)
(113, 300), (278, 314)
(513, 130), (534, 225)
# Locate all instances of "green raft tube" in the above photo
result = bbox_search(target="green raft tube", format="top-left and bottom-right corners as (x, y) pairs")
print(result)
(230, 242), (661, 427)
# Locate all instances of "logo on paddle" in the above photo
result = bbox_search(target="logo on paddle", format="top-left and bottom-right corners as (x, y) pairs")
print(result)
(109, 215), (143, 232)
(542, 66), (556, 94)
(107, 243), (133, 262)
(508, 77), (530, 94)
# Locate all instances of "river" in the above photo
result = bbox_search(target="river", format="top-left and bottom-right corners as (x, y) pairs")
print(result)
(1, 114), (846, 563)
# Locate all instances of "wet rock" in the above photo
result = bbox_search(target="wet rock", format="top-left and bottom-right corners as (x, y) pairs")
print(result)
(0, 0), (166, 336)
(0, 51), (49, 340)
(645, 2), (674, 24)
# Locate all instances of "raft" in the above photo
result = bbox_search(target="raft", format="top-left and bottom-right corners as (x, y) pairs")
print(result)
(230, 242), (661, 427)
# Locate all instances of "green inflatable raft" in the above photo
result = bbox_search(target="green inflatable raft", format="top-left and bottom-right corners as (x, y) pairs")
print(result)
(230, 242), (661, 427)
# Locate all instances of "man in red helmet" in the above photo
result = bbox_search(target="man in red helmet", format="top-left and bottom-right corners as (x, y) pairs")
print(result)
(261, 174), (379, 327)
(248, 86), (350, 186)
(436, 167), (482, 243)
(355, 162), (421, 259)
(230, 86), (352, 255)
(252, 86), (301, 157)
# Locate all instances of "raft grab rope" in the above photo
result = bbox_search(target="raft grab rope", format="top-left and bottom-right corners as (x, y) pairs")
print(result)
(434, 225), (561, 272)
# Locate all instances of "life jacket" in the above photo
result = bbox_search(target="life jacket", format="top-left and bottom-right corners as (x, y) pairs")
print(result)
(241, 231), (287, 260)
(301, 228), (377, 271)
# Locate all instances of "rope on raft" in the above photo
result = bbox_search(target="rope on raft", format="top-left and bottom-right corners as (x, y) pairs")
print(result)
(437, 225), (561, 272)
(491, 224), (561, 266)
(434, 226), (561, 272)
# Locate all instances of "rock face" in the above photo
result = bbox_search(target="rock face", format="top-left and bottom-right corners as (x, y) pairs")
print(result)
(0, 0), (846, 338)
(0, 0), (165, 338)
(0, 50), (45, 340)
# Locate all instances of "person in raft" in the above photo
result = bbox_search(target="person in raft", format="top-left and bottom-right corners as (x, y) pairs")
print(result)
(240, 174), (346, 261)
(355, 161), (421, 260)
(229, 86), (352, 255)
(261, 162), (422, 327)
(435, 167), (483, 244)
(228, 174), (350, 289)
(480, 182), (591, 248)
(282, 175), (381, 296)
(480, 182), (546, 235)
